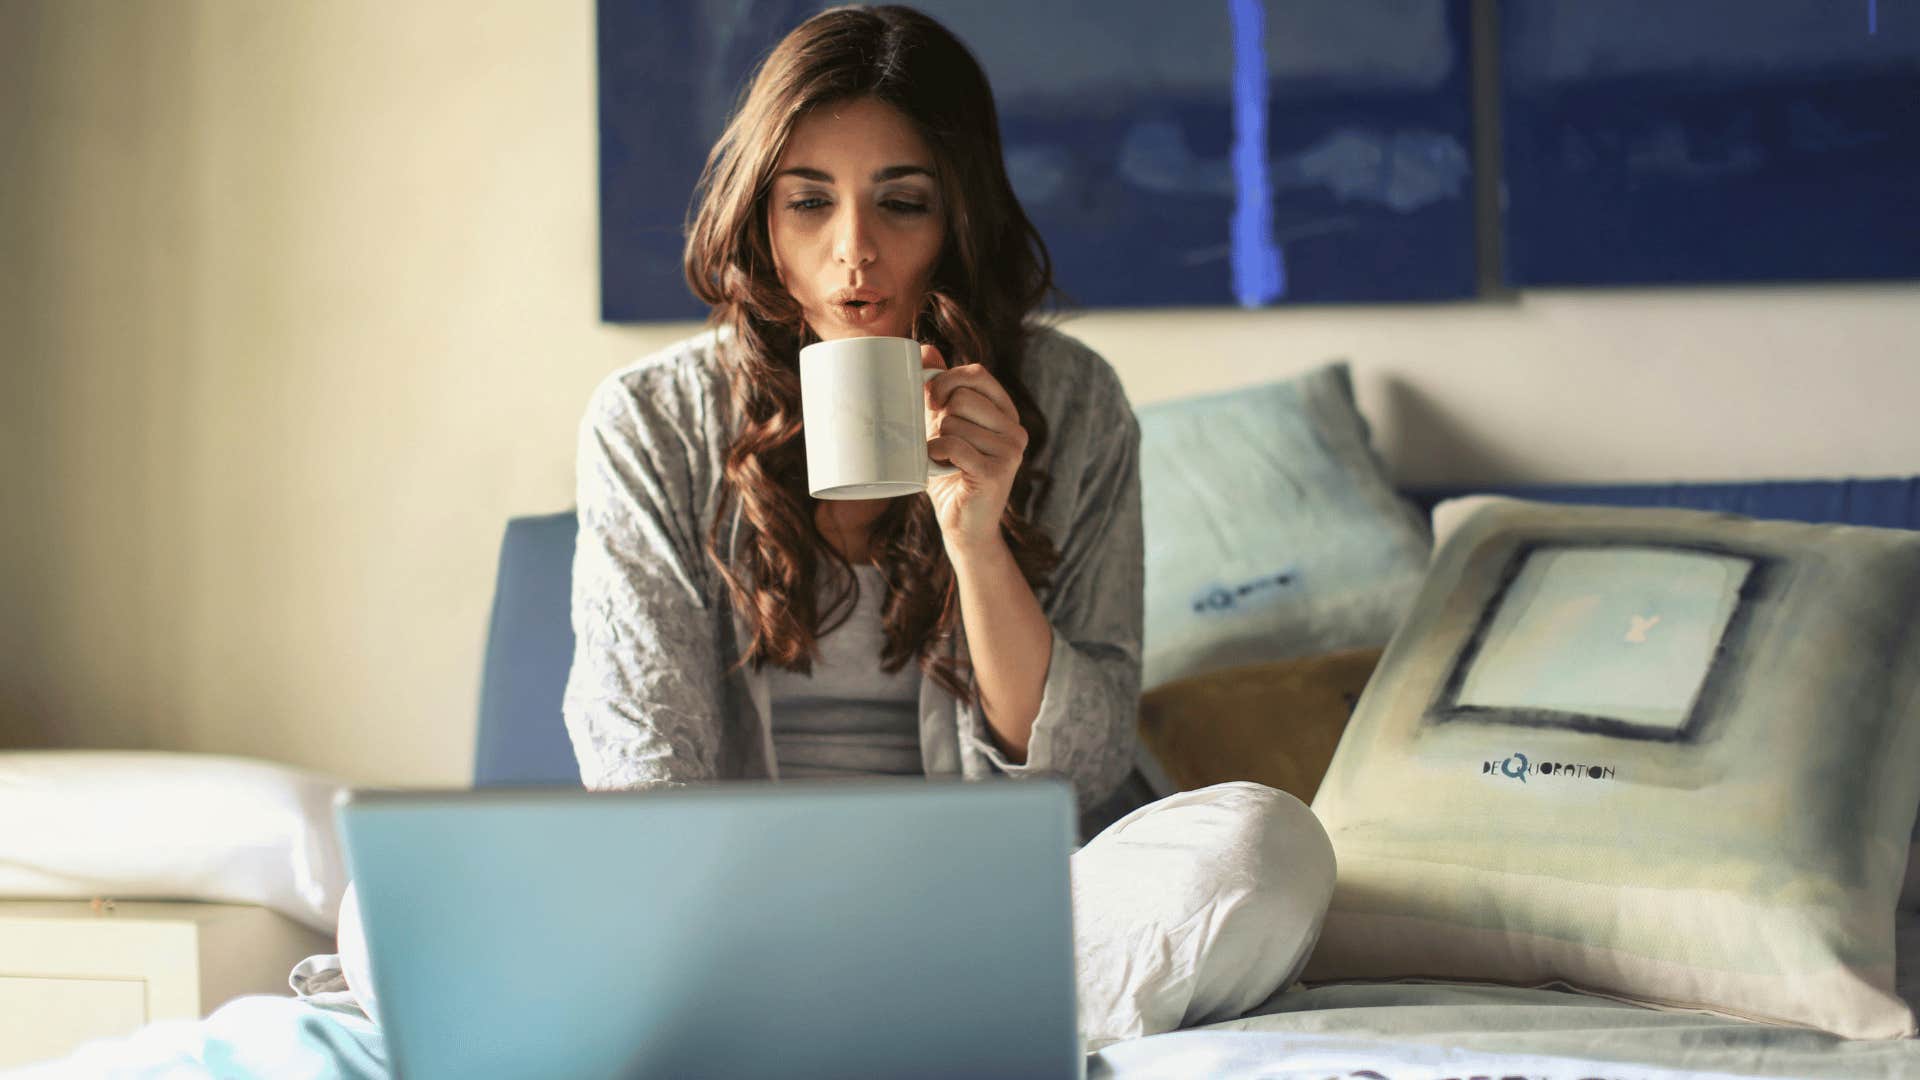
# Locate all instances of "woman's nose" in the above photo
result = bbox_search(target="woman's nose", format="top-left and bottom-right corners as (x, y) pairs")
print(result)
(833, 206), (877, 268)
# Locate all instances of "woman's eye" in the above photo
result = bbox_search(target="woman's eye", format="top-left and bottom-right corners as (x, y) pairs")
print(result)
(883, 200), (930, 215)
(786, 197), (830, 213)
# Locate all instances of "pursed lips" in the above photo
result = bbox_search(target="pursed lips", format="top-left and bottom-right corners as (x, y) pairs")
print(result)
(828, 287), (890, 324)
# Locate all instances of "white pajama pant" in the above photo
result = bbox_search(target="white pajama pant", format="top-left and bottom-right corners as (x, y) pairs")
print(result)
(338, 780), (1336, 1053)
(1069, 781), (1337, 1050)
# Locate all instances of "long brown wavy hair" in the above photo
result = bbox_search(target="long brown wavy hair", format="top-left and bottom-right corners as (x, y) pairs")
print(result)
(683, 4), (1061, 703)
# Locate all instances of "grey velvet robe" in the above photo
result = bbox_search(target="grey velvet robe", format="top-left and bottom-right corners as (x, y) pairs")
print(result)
(560, 323), (1147, 834)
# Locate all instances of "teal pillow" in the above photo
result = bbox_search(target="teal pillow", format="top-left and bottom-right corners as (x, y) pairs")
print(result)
(1308, 496), (1920, 1038)
(1137, 362), (1430, 692)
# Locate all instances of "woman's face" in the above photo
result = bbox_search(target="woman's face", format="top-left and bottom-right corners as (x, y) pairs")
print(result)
(767, 96), (945, 341)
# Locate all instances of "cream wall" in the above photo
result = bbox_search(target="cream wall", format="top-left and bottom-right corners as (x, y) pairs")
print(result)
(4, 1), (1916, 785)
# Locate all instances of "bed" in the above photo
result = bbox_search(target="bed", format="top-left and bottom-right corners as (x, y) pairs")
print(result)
(23, 911), (1920, 1079)
(1091, 936), (1920, 1078)
(483, 472), (1920, 1076)
(15, 470), (1920, 1079)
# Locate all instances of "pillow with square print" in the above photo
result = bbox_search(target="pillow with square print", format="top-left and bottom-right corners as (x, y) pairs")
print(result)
(1136, 361), (1429, 694)
(1306, 496), (1920, 1039)
(1431, 495), (1920, 915)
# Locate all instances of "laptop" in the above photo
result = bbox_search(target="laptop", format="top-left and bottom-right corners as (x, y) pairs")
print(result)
(336, 779), (1080, 1079)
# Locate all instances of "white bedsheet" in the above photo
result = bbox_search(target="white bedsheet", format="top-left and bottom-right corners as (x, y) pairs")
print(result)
(18, 887), (1920, 1078)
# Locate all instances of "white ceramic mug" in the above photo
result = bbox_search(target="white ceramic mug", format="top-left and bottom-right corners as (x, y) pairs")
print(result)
(799, 335), (959, 500)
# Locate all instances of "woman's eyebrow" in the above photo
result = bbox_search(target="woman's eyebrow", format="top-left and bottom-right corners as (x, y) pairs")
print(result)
(774, 165), (935, 183)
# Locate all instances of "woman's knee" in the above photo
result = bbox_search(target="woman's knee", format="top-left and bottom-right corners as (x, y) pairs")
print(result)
(1214, 782), (1336, 908)
(1091, 781), (1335, 901)
(1170, 783), (1336, 1024)
(1071, 782), (1337, 1046)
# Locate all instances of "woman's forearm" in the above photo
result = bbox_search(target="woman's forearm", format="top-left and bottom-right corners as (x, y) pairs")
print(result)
(947, 534), (1052, 763)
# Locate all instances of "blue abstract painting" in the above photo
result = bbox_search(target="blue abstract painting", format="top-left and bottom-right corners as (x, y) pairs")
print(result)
(598, 1), (1477, 322)
(1500, 0), (1920, 286)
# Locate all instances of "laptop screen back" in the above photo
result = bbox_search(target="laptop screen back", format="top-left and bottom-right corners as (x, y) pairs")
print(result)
(338, 779), (1079, 1079)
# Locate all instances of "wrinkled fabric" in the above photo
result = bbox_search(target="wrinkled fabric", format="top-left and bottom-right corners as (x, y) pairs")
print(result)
(1074, 782), (1336, 1051)
(1091, 979), (1920, 1079)
(561, 324), (1146, 832)
(7, 996), (384, 1080)
(33, 892), (1920, 1078)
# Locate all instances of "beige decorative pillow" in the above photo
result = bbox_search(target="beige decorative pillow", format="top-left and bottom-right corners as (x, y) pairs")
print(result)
(1138, 649), (1382, 804)
(1436, 495), (1920, 913)
(1307, 496), (1920, 1039)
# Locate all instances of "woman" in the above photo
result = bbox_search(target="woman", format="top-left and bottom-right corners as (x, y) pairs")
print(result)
(566, 2), (1140, 825)
(336, 1), (1334, 1056)
(20, 8), (1325, 1074)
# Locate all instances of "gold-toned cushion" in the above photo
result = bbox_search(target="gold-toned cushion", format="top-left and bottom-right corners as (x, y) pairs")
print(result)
(1137, 648), (1383, 805)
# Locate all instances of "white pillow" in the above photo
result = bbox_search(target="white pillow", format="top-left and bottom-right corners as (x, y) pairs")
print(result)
(0, 751), (350, 933)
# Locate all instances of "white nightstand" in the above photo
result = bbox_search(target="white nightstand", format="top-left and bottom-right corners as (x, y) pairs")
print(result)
(0, 899), (335, 1069)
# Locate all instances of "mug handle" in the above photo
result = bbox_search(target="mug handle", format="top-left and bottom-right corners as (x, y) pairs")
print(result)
(921, 368), (960, 478)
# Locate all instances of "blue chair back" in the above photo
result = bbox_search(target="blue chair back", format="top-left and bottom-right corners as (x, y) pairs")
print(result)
(473, 511), (582, 787)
